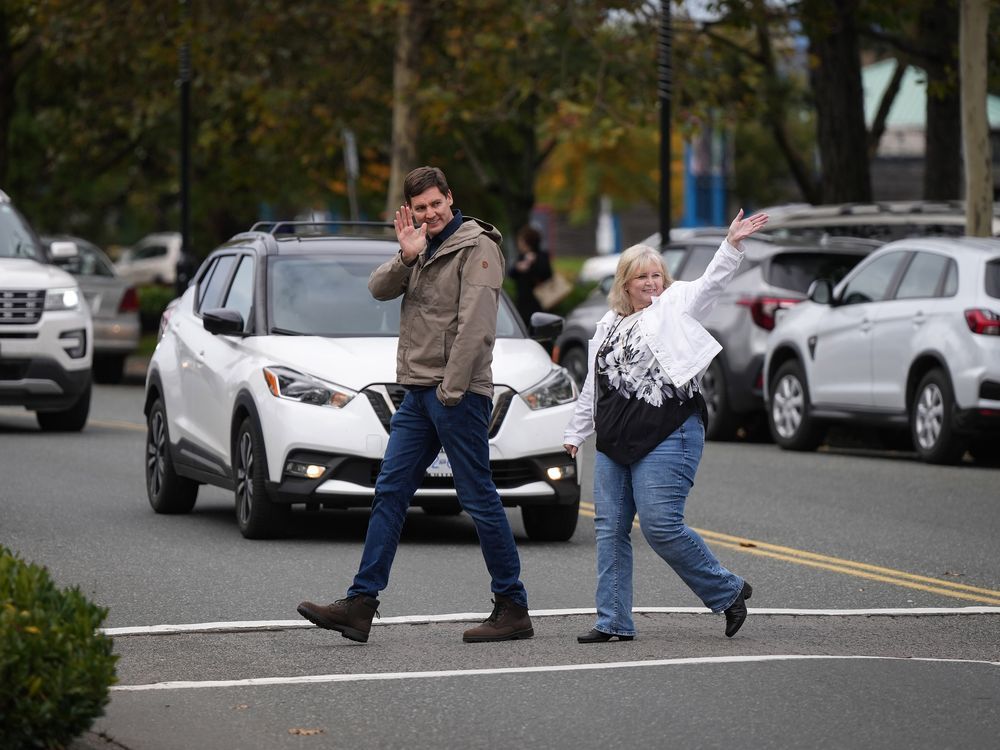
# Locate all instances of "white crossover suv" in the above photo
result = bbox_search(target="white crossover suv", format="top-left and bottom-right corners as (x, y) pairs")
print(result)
(144, 222), (581, 540)
(0, 190), (92, 431)
(764, 237), (1000, 464)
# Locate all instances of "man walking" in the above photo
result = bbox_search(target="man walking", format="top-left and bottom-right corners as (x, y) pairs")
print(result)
(297, 166), (532, 643)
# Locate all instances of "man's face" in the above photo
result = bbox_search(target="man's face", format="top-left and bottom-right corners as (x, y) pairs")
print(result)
(408, 186), (454, 238)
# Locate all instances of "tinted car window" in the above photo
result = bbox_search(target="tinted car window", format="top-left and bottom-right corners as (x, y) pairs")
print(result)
(942, 260), (958, 296)
(0, 203), (43, 260)
(198, 255), (236, 312)
(986, 260), (1000, 299)
(223, 256), (254, 330)
(676, 246), (717, 281)
(75, 242), (116, 277)
(840, 252), (907, 305)
(767, 252), (867, 293)
(268, 256), (521, 337)
(134, 244), (168, 260)
(894, 252), (950, 300)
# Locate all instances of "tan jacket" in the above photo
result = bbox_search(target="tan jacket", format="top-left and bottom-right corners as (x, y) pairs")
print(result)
(368, 217), (504, 405)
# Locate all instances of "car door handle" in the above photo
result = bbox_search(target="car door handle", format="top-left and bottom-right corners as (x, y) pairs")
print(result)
(913, 312), (926, 326)
(860, 317), (872, 332)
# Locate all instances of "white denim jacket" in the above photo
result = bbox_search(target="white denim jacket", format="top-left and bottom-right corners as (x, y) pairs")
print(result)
(562, 239), (743, 448)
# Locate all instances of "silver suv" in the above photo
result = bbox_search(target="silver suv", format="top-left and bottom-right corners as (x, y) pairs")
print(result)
(764, 237), (1000, 464)
(0, 190), (92, 430)
(554, 235), (879, 440)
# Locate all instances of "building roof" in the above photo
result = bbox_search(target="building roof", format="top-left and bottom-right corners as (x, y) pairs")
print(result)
(863, 58), (1000, 129)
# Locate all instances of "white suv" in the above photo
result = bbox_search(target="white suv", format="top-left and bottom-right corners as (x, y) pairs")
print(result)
(144, 223), (581, 539)
(764, 237), (1000, 464)
(0, 190), (92, 430)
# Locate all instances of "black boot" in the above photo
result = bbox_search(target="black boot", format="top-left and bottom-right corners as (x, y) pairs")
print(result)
(577, 628), (634, 644)
(724, 582), (752, 638)
(462, 595), (534, 642)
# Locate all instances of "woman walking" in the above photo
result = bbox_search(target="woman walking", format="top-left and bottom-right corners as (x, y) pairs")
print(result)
(563, 210), (768, 641)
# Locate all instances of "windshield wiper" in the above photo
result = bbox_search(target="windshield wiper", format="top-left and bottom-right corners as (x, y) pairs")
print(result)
(269, 326), (306, 336)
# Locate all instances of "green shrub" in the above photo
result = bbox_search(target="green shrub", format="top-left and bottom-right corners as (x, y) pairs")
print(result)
(0, 546), (117, 750)
(137, 285), (178, 333)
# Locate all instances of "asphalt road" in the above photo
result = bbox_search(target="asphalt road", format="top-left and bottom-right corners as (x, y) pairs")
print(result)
(2, 384), (998, 749)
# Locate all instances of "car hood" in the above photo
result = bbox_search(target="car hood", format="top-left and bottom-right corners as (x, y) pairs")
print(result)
(0, 258), (78, 288)
(247, 336), (559, 393)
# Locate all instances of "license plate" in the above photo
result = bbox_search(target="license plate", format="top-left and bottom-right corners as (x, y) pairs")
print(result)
(426, 450), (452, 477)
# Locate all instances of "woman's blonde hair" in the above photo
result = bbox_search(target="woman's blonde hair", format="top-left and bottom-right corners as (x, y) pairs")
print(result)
(607, 244), (673, 316)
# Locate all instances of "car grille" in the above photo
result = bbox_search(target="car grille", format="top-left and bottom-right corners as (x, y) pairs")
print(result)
(335, 457), (541, 490)
(0, 290), (44, 324)
(361, 383), (516, 437)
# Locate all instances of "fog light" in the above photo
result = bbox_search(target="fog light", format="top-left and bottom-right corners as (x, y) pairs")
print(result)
(59, 328), (87, 359)
(285, 461), (326, 479)
(546, 464), (576, 481)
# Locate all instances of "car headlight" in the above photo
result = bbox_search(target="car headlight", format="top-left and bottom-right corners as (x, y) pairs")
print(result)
(262, 366), (356, 408)
(521, 367), (578, 410)
(44, 287), (81, 311)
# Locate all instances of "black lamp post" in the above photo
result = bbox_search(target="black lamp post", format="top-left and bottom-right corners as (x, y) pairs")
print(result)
(658, 0), (672, 247)
(176, 0), (194, 295)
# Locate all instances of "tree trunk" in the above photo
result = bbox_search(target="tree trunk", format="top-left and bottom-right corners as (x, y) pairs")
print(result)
(802, 0), (872, 203)
(385, 0), (428, 216)
(960, 0), (993, 235)
(920, 0), (962, 200)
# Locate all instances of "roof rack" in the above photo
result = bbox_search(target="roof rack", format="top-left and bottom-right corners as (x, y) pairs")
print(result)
(249, 220), (393, 236)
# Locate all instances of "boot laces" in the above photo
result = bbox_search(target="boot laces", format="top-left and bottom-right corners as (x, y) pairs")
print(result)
(486, 598), (507, 623)
(333, 596), (380, 619)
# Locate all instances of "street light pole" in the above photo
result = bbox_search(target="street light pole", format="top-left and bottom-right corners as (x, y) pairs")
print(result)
(177, 0), (193, 295)
(658, 0), (672, 247)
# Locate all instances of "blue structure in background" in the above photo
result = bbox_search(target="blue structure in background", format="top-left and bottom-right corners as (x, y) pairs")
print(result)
(681, 129), (728, 228)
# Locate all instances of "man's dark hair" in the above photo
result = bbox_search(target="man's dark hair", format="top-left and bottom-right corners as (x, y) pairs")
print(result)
(403, 166), (450, 204)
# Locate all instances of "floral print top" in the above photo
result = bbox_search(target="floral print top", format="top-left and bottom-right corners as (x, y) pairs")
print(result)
(595, 311), (706, 464)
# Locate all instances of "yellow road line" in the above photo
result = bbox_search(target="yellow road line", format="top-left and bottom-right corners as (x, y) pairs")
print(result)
(0, 411), (145, 433)
(578, 503), (1000, 605)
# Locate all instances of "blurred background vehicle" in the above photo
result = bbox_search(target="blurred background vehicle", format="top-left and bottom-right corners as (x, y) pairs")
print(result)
(554, 235), (882, 440)
(114, 232), (182, 286)
(43, 235), (140, 384)
(764, 237), (1000, 465)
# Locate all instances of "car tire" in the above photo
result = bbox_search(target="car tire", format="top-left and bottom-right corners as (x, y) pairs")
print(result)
(234, 417), (288, 539)
(36, 383), (91, 432)
(910, 369), (965, 465)
(521, 500), (580, 542)
(145, 397), (198, 513)
(93, 355), (126, 385)
(767, 360), (824, 451)
(559, 346), (588, 387)
(701, 357), (737, 441)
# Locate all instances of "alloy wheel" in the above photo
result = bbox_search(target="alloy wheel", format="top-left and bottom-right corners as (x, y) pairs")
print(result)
(701, 364), (721, 424)
(147, 411), (165, 498)
(771, 374), (805, 439)
(236, 431), (254, 525)
(914, 383), (944, 451)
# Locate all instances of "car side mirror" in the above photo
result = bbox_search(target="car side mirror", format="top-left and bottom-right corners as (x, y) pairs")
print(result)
(49, 241), (79, 260)
(807, 278), (834, 305)
(529, 312), (564, 342)
(202, 308), (245, 336)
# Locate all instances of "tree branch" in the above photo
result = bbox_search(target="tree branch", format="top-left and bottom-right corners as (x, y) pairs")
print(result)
(867, 58), (907, 158)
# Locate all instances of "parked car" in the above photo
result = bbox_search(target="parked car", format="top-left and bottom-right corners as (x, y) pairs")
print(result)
(554, 235), (880, 440)
(144, 222), (581, 540)
(115, 232), (182, 286)
(764, 237), (1000, 464)
(0, 190), (92, 430)
(761, 200), (1000, 241)
(43, 235), (140, 384)
(577, 226), (728, 285)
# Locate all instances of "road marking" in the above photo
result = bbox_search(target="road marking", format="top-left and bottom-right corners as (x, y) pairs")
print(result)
(101, 606), (1000, 637)
(111, 654), (1000, 692)
(579, 501), (1000, 606)
(0, 409), (144, 433)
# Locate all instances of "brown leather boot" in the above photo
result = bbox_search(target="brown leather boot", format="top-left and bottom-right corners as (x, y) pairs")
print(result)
(297, 596), (380, 643)
(462, 595), (534, 643)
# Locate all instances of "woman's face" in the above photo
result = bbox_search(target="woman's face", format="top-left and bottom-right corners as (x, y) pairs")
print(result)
(624, 260), (665, 311)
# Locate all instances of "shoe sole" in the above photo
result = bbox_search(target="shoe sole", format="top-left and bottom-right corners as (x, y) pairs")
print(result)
(297, 605), (369, 643)
(577, 636), (635, 643)
(462, 627), (535, 643)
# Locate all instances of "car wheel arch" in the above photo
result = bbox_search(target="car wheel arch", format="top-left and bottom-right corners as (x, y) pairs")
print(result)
(144, 370), (165, 418)
(231, 391), (269, 475)
(765, 344), (805, 396)
(906, 354), (951, 412)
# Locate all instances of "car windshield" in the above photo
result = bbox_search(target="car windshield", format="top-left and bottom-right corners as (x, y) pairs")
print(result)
(0, 204), (43, 260)
(766, 252), (869, 293)
(768, 222), (966, 242)
(267, 255), (522, 337)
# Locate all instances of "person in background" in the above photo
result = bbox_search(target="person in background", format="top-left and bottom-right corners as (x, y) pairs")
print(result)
(297, 166), (532, 644)
(508, 225), (552, 324)
(563, 209), (768, 642)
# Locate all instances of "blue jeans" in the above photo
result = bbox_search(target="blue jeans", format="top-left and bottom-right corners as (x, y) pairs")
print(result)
(592, 413), (742, 636)
(347, 387), (528, 608)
